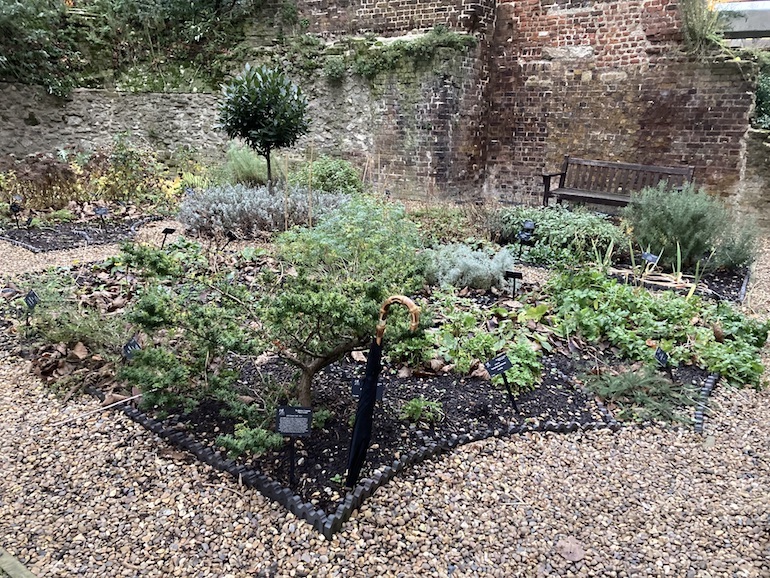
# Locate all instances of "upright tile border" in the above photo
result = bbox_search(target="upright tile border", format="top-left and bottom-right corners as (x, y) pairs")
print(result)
(694, 373), (720, 435)
(87, 374), (716, 539)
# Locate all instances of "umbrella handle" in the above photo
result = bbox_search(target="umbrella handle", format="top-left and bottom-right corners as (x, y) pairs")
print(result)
(375, 295), (420, 345)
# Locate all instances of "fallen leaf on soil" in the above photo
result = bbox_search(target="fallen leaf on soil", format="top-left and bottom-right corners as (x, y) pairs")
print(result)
(555, 536), (586, 562)
(470, 365), (490, 380)
(351, 351), (367, 363)
(102, 393), (129, 406)
(429, 358), (445, 372)
(70, 342), (89, 361)
(397, 366), (412, 378)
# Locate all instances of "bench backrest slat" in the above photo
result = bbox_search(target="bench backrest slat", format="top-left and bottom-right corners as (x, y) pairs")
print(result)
(564, 157), (694, 195)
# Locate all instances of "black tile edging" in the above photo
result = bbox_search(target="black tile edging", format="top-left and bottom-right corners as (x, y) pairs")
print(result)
(83, 376), (716, 540)
(694, 373), (720, 435)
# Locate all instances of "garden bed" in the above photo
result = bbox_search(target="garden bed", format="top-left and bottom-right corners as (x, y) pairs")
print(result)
(156, 351), (712, 516)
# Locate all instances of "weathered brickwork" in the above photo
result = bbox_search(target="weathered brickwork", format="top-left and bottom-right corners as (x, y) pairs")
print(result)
(0, 0), (758, 205)
(296, 0), (496, 36)
(484, 0), (755, 201)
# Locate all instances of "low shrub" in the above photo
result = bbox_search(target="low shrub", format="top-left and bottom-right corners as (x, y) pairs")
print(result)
(323, 56), (347, 83)
(489, 205), (627, 266)
(407, 203), (489, 246)
(754, 71), (770, 129)
(287, 156), (364, 196)
(177, 183), (350, 238)
(623, 182), (757, 272)
(424, 243), (515, 290)
(216, 424), (284, 458)
(1, 153), (84, 210)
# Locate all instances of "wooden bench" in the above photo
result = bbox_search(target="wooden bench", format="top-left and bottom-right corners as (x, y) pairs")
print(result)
(542, 156), (695, 208)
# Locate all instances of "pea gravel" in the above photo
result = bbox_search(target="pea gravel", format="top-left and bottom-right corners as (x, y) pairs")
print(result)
(0, 227), (769, 578)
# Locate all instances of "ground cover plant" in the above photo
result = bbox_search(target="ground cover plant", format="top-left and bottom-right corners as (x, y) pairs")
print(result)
(5, 195), (768, 516)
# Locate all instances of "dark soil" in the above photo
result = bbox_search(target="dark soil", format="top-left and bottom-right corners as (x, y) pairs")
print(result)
(161, 352), (711, 515)
(0, 218), (149, 252)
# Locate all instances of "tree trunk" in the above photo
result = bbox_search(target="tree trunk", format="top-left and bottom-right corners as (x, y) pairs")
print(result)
(297, 368), (313, 407)
(265, 151), (272, 192)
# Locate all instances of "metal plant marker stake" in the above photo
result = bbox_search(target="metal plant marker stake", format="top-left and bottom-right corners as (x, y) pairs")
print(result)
(345, 295), (420, 488)
(484, 353), (519, 413)
(160, 228), (176, 249)
(276, 406), (312, 485)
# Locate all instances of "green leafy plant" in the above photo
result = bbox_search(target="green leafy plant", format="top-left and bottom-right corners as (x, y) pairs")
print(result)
(0, 0), (83, 96)
(544, 267), (769, 386)
(323, 55), (347, 83)
(312, 407), (334, 429)
(585, 366), (697, 423)
(218, 64), (309, 186)
(351, 26), (476, 80)
(489, 205), (627, 267)
(216, 424), (284, 458)
(400, 397), (443, 425)
(754, 71), (770, 129)
(495, 336), (542, 393)
(623, 182), (757, 272)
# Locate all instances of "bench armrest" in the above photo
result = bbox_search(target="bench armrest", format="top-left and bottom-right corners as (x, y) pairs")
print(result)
(542, 172), (564, 206)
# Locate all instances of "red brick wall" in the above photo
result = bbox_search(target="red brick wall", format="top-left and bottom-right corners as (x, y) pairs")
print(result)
(484, 0), (755, 201)
(296, 0), (497, 36)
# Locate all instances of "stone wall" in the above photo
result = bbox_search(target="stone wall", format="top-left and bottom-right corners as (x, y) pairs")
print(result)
(0, 83), (228, 168)
(0, 0), (760, 207)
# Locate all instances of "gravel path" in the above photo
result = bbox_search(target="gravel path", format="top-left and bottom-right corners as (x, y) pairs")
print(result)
(0, 228), (769, 577)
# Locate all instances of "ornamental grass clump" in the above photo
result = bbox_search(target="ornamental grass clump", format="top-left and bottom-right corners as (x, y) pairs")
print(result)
(177, 183), (349, 238)
(287, 156), (364, 196)
(623, 182), (757, 272)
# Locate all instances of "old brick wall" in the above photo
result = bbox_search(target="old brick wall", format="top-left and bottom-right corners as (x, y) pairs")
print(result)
(0, 1), (758, 203)
(484, 0), (756, 202)
(295, 0), (496, 36)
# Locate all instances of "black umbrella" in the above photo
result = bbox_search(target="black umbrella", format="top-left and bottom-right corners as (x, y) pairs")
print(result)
(345, 295), (420, 488)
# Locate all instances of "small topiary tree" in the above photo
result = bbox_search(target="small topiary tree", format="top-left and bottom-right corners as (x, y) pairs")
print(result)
(218, 64), (309, 187)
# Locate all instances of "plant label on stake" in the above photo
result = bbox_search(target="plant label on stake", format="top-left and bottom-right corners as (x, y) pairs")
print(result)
(654, 346), (673, 379)
(160, 228), (176, 249)
(24, 290), (40, 325)
(351, 377), (384, 401)
(276, 406), (312, 485)
(504, 270), (523, 295)
(122, 337), (141, 360)
(642, 252), (660, 265)
(484, 354), (519, 413)
(94, 206), (109, 227)
(24, 290), (40, 310)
